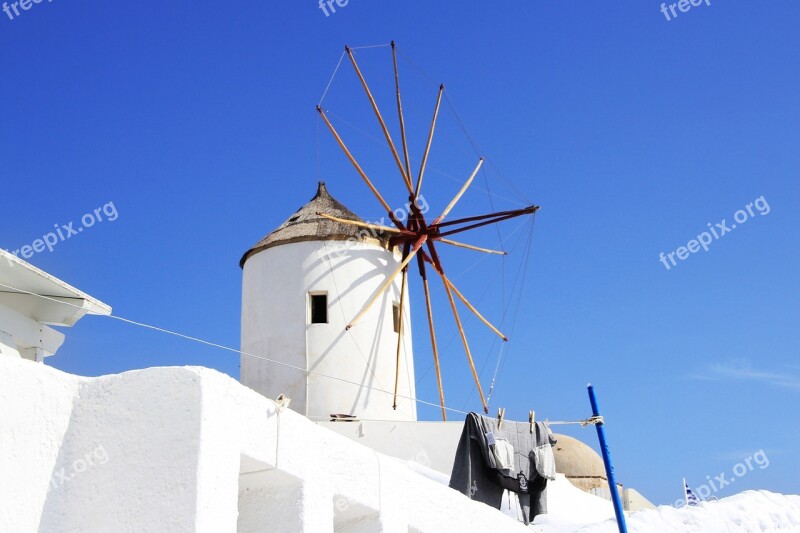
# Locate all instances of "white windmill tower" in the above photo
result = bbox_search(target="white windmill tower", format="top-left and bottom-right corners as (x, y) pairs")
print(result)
(239, 181), (418, 422)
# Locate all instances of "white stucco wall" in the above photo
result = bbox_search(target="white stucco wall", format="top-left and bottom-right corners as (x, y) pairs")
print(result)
(0, 358), (531, 533)
(0, 359), (271, 532)
(0, 358), (81, 532)
(241, 239), (416, 422)
(318, 420), (465, 476)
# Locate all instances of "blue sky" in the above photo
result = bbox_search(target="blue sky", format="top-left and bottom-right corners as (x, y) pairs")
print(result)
(2, 1), (798, 505)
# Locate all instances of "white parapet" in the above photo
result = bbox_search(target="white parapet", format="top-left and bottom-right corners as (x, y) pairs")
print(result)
(0, 358), (529, 532)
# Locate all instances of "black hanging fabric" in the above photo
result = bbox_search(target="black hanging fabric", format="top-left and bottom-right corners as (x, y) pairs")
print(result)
(449, 412), (557, 525)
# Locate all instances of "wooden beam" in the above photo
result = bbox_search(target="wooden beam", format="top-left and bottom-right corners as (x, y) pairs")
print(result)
(432, 158), (484, 225)
(316, 106), (406, 231)
(442, 274), (507, 341)
(346, 46), (413, 194)
(425, 239), (446, 276)
(316, 212), (409, 235)
(438, 238), (507, 255)
(391, 41), (413, 189)
(392, 263), (408, 410)
(436, 209), (536, 238)
(415, 84), (444, 199)
(432, 205), (540, 229)
(442, 276), (488, 413)
(346, 235), (427, 330)
(417, 254), (447, 421)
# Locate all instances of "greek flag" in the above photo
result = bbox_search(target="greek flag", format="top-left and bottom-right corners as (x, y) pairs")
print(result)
(683, 478), (699, 506)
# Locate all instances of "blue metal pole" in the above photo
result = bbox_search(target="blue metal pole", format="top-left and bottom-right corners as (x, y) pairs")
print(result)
(587, 383), (628, 533)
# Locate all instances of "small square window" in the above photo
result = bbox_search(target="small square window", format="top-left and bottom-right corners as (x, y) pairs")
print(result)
(310, 293), (328, 324)
(392, 302), (401, 333)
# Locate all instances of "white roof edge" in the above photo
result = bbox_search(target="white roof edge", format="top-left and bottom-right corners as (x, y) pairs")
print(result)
(0, 249), (112, 318)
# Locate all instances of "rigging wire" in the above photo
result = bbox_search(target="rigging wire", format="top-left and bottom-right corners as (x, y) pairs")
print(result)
(0, 281), (471, 418)
(442, 90), (482, 158)
(475, 164), (507, 409)
(322, 108), (529, 208)
(444, 90), (534, 207)
(308, 414), (602, 427)
(491, 214), (537, 394)
(348, 43), (392, 51)
(396, 47), (535, 207)
(318, 50), (346, 106)
(461, 215), (536, 409)
(395, 49), (441, 90)
(0, 267), (587, 424)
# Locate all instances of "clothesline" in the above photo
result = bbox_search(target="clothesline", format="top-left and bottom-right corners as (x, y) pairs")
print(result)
(546, 416), (604, 427)
(310, 415), (604, 427)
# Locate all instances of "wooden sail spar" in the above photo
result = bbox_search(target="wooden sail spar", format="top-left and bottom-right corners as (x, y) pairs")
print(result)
(317, 42), (539, 417)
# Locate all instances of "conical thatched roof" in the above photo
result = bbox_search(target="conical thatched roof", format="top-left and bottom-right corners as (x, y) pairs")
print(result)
(239, 182), (388, 267)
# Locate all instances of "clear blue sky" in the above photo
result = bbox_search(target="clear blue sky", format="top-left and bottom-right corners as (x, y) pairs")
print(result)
(2, 1), (798, 506)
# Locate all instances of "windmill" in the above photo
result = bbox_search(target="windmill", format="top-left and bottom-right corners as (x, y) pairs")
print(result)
(316, 42), (539, 420)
